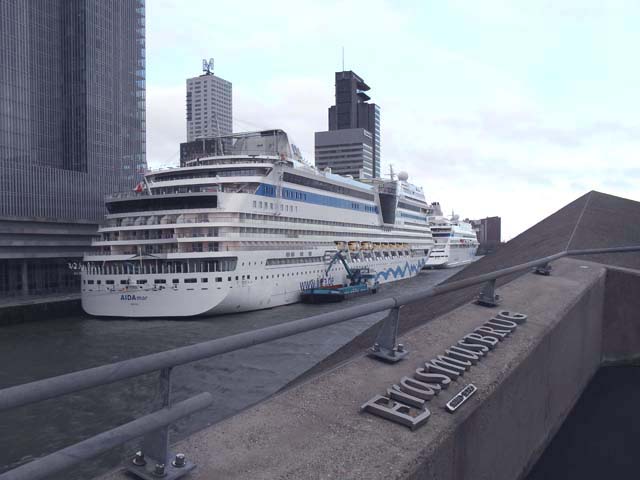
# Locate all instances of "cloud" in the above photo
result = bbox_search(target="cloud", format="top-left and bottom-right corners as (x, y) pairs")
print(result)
(434, 110), (640, 147)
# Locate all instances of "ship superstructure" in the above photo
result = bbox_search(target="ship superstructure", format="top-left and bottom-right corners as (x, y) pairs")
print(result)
(81, 130), (434, 317)
(425, 203), (479, 268)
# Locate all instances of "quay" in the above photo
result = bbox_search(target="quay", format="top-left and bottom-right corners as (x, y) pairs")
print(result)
(0, 292), (81, 326)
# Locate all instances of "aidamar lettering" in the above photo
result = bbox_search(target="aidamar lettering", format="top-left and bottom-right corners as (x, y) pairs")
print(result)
(120, 294), (148, 301)
(361, 310), (527, 430)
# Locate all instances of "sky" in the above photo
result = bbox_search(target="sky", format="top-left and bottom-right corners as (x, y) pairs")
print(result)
(145, 0), (640, 240)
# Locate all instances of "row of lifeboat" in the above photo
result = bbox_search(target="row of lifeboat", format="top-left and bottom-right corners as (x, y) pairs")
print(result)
(335, 241), (409, 252)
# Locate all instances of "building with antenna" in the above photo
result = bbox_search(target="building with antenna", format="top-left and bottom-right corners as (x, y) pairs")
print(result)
(314, 71), (380, 179)
(186, 59), (232, 141)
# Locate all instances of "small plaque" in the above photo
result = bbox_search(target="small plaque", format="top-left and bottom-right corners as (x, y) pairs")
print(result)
(445, 383), (477, 413)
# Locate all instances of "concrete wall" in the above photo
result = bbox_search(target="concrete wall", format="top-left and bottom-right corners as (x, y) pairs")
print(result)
(602, 267), (640, 364)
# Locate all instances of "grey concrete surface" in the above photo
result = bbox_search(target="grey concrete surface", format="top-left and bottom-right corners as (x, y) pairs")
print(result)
(602, 266), (640, 364)
(99, 258), (609, 480)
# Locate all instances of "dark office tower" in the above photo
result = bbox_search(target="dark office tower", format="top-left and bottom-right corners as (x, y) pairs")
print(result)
(315, 71), (380, 179)
(0, 0), (146, 296)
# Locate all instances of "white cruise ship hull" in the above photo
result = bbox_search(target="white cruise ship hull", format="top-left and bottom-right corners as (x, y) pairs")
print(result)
(425, 243), (478, 269)
(82, 255), (427, 318)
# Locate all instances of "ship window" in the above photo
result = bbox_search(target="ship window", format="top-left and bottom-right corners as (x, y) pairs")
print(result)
(172, 279), (179, 284)
(137, 280), (147, 284)
(216, 277), (222, 282)
(121, 280), (128, 285)
(87, 280), (94, 285)
(106, 280), (114, 285)
(155, 279), (166, 284)
(185, 278), (197, 283)
(201, 278), (208, 283)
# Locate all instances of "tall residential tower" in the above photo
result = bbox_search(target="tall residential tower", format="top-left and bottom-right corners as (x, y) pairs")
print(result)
(0, 0), (146, 296)
(186, 59), (232, 141)
(315, 71), (380, 179)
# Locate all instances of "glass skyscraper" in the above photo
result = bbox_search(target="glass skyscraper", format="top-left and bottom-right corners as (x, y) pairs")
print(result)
(0, 0), (146, 296)
(0, 0), (146, 221)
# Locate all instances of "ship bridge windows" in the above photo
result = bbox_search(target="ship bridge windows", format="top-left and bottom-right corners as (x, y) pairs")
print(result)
(278, 186), (378, 213)
(397, 201), (422, 213)
(106, 195), (218, 214)
(282, 173), (374, 201)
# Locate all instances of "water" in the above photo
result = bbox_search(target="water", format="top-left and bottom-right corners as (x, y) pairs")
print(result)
(526, 365), (640, 479)
(0, 268), (462, 479)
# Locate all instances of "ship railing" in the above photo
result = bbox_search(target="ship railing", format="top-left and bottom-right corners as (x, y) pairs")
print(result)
(1, 246), (639, 480)
(105, 191), (148, 201)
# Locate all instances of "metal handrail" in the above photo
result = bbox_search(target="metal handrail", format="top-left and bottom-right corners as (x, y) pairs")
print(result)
(1, 245), (638, 480)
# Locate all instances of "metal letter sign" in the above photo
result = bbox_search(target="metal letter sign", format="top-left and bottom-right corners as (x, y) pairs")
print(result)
(361, 310), (527, 429)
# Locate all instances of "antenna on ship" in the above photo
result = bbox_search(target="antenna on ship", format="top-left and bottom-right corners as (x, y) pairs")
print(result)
(388, 164), (396, 180)
(342, 47), (345, 71)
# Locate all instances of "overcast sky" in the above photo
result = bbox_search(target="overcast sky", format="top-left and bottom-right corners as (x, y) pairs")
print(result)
(145, 0), (640, 240)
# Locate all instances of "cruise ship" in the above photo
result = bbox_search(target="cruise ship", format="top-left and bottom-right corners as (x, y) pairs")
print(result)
(81, 130), (435, 317)
(425, 203), (479, 268)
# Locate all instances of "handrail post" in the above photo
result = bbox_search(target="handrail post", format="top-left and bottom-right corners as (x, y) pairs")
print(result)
(534, 263), (552, 276)
(368, 306), (408, 363)
(476, 279), (501, 307)
(127, 367), (195, 479)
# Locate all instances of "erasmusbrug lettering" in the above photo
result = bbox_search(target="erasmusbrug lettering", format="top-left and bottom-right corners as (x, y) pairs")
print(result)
(361, 310), (528, 430)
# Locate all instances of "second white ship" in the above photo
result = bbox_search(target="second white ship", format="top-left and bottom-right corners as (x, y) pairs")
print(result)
(425, 203), (479, 268)
(81, 130), (435, 317)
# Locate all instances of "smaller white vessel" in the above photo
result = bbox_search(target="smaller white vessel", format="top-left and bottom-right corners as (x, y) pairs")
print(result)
(425, 203), (479, 268)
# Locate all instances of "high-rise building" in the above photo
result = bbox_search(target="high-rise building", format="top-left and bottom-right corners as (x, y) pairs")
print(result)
(468, 216), (502, 253)
(314, 71), (380, 179)
(186, 60), (232, 141)
(0, 0), (146, 297)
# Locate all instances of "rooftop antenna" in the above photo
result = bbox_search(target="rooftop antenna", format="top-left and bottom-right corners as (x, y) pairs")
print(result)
(202, 58), (214, 75)
(342, 47), (344, 71)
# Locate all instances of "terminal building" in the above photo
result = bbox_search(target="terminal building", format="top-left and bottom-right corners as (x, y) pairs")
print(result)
(0, 0), (146, 297)
(315, 71), (380, 179)
(186, 59), (232, 142)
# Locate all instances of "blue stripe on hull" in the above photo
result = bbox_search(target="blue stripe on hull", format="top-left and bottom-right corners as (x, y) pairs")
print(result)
(375, 259), (426, 282)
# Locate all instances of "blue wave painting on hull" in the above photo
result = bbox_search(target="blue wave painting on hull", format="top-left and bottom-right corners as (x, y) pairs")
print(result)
(375, 260), (426, 282)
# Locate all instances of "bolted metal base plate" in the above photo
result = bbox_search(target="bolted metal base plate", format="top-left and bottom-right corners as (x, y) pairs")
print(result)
(475, 294), (501, 308)
(126, 455), (196, 480)
(368, 346), (409, 363)
(534, 265), (552, 276)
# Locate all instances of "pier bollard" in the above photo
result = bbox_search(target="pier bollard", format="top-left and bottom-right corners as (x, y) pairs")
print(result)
(368, 306), (409, 363)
